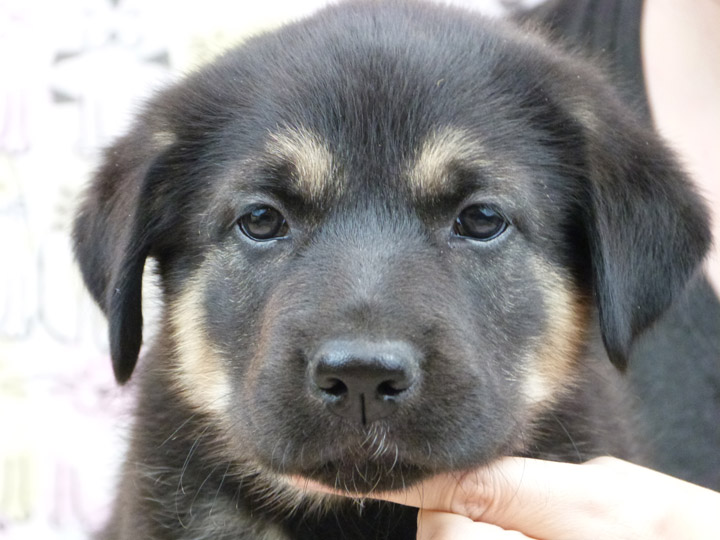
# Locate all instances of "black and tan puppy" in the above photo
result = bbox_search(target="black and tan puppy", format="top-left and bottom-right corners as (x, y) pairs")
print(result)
(73, 1), (710, 538)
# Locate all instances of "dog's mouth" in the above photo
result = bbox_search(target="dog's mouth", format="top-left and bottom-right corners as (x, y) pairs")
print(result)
(260, 420), (512, 495)
(263, 422), (440, 493)
(255, 426), (430, 494)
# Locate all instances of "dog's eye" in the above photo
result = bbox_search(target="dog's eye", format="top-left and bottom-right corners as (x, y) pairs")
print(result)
(453, 205), (508, 241)
(238, 206), (289, 241)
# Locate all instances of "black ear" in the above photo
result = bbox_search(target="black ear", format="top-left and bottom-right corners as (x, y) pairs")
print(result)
(73, 122), (172, 384)
(509, 19), (712, 369)
(577, 91), (711, 369)
(73, 59), (244, 383)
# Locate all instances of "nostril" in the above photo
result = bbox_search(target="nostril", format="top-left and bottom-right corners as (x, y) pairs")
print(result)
(319, 378), (348, 397)
(377, 379), (409, 398)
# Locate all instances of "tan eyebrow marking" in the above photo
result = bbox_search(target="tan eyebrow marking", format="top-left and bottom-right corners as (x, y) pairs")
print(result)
(407, 126), (490, 196)
(265, 127), (336, 199)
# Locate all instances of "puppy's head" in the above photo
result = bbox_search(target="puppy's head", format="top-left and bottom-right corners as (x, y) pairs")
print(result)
(74, 1), (709, 494)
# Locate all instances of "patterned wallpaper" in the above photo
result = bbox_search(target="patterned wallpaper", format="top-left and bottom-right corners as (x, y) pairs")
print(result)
(0, 1), (515, 538)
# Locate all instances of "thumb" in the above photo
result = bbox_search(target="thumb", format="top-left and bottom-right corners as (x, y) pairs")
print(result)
(364, 457), (719, 540)
(365, 457), (624, 539)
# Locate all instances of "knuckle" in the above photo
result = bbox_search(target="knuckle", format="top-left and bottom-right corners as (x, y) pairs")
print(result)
(452, 469), (496, 520)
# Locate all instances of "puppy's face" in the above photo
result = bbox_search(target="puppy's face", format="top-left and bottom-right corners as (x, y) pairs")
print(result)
(170, 120), (589, 489)
(74, 2), (709, 495)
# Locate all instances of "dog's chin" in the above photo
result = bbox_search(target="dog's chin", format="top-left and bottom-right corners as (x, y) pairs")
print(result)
(292, 458), (429, 495)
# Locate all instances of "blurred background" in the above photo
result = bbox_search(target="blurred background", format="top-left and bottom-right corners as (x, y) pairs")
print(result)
(0, 0), (538, 538)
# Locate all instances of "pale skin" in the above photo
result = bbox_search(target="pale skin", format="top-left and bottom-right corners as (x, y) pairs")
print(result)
(296, 0), (720, 537)
(294, 457), (720, 539)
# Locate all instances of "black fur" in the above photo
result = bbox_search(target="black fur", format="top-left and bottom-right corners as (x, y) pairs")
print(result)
(73, 2), (711, 538)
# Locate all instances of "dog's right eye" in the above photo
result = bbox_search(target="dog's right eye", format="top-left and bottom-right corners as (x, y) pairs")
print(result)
(238, 206), (289, 241)
(453, 204), (508, 241)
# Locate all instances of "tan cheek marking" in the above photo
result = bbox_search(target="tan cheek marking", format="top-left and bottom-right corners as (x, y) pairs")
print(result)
(168, 270), (232, 416)
(408, 126), (490, 196)
(266, 127), (335, 199)
(522, 259), (590, 409)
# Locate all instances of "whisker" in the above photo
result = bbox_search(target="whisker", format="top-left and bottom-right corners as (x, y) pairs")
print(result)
(161, 414), (198, 448)
(549, 411), (582, 462)
(209, 463), (231, 519)
(175, 425), (210, 527)
(188, 464), (219, 520)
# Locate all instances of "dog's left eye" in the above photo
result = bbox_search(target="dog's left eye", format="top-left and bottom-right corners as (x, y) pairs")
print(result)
(238, 206), (289, 241)
(453, 204), (508, 241)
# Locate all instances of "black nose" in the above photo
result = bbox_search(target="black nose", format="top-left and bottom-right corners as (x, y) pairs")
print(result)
(310, 340), (420, 425)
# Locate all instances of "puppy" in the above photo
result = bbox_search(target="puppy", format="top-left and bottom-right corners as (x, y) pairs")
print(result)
(73, 1), (710, 538)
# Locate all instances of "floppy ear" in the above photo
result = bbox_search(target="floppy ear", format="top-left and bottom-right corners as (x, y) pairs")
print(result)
(509, 20), (712, 369)
(73, 59), (248, 383)
(73, 119), (173, 384)
(577, 91), (711, 369)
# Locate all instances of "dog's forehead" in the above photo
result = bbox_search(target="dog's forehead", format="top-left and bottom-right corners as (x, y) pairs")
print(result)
(208, 17), (559, 210)
(249, 123), (531, 208)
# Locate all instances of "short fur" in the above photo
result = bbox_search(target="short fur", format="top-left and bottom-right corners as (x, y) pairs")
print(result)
(73, 2), (710, 539)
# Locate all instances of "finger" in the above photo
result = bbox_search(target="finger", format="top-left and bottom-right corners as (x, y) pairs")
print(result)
(291, 458), (720, 540)
(417, 509), (535, 540)
(368, 457), (697, 540)
(292, 460), (590, 536)
(362, 458), (642, 539)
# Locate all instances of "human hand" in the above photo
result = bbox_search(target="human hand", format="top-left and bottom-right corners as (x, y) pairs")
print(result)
(294, 457), (720, 539)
